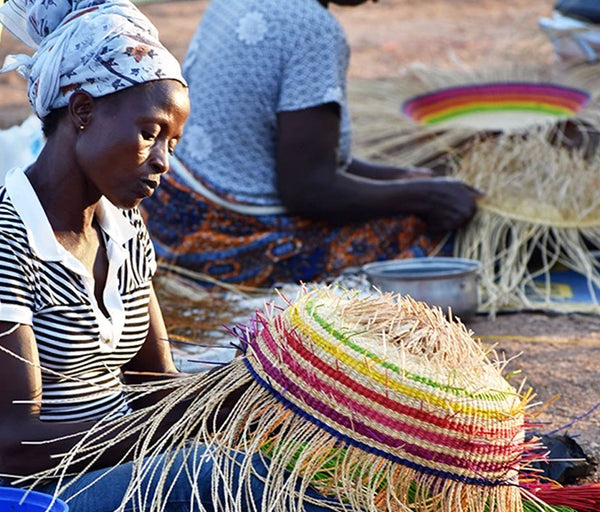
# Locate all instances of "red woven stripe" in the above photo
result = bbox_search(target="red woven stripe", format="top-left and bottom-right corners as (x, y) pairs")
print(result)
(252, 324), (522, 473)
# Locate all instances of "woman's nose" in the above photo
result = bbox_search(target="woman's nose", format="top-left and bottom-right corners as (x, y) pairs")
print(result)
(149, 141), (170, 174)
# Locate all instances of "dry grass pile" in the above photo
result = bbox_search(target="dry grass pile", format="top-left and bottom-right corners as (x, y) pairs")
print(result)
(451, 132), (600, 314)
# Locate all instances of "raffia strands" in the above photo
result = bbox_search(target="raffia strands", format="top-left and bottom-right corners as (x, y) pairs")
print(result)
(520, 480), (600, 512)
(348, 64), (600, 169)
(232, 289), (526, 512)
(19, 288), (562, 511)
(449, 133), (600, 315)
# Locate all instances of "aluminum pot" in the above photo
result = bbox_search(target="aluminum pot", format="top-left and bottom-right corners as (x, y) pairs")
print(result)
(361, 257), (481, 319)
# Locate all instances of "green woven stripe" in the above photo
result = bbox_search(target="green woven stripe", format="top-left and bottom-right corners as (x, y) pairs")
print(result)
(305, 298), (513, 402)
(423, 104), (571, 125)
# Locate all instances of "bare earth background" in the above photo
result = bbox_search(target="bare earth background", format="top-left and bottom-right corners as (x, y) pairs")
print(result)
(1, 0), (599, 471)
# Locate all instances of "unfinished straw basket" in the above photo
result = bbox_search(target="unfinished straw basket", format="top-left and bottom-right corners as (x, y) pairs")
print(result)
(450, 131), (600, 314)
(220, 287), (529, 512)
(350, 64), (600, 313)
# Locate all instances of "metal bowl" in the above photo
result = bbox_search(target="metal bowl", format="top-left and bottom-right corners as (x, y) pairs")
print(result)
(361, 257), (481, 319)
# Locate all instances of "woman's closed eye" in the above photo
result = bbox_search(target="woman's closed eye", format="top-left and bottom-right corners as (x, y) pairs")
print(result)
(141, 130), (157, 141)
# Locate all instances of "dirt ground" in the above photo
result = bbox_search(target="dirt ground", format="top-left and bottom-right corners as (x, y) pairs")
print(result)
(0, 0), (559, 127)
(1, 0), (599, 474)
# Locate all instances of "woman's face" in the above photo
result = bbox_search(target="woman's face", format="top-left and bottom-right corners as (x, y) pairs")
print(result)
(74, 80), (190, 209)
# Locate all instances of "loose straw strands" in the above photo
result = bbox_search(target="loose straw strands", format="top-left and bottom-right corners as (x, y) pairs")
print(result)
(452, 134), (600, 228)
(449, 133), (600, 314)
(18, 288), (547, 512)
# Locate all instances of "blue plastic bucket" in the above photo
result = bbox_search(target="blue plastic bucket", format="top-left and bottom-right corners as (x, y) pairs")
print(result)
(0, 487), (68, 511)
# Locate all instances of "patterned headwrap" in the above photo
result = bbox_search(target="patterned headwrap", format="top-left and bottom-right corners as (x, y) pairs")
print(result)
(0, 0), (186, 119)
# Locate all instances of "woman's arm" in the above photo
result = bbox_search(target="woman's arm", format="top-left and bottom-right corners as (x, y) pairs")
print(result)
(276, 104), (481, 232)
(0, 322), (136, 476)
(0, 287), (191, 477)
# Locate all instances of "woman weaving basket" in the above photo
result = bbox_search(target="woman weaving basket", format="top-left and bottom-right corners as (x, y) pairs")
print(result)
(143, 0), (482, 289)
(0, 0), (342, 510)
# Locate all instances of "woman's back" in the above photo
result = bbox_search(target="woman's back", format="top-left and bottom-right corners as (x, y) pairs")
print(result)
(175, 0), (352, 206)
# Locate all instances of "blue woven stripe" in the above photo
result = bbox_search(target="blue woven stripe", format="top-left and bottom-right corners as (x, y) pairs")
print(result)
(242, 357), (516, 488)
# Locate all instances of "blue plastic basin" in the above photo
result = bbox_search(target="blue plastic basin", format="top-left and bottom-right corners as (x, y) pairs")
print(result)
(0, 487), (68, 512)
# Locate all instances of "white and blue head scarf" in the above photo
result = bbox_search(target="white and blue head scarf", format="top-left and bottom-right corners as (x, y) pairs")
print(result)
(0, 0), (186, 118)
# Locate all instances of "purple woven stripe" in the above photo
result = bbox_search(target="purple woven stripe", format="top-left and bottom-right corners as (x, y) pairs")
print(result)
(404, 82), (589, 106)
(250, 328), (516, 475)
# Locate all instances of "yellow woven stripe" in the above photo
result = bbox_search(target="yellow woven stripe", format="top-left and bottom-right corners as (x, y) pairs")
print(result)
(253, 341), (522, 472)
(287, 304), (522, 421)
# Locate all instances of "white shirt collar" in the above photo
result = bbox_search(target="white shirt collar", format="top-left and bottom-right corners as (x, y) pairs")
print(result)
(5, 167), (137, 352)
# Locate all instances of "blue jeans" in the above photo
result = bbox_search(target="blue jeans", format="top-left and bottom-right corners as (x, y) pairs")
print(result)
(15, 445), (339, 512)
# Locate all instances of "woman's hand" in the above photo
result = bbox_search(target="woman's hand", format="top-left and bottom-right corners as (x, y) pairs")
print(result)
(410, 178), (483, 233)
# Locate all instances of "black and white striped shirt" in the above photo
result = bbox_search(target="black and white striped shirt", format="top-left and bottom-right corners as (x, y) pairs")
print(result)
(0, 168), (157, 422)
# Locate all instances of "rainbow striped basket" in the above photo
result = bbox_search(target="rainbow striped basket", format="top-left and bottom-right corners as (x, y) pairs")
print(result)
(401, 82), (590, 131)
(187, 286), (574, 512)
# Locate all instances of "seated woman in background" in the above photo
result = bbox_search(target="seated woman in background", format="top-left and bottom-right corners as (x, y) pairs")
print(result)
(0, 0), (339, 510)
(144, 0), (481, 289)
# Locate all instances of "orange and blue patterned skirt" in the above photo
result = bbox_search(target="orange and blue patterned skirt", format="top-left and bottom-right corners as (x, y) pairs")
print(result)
(143, 173), (443, 289)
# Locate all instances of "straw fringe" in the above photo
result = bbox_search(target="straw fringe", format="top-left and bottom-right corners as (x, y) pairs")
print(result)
(449, 133), (600, 315)
(186, 364), (526, 512)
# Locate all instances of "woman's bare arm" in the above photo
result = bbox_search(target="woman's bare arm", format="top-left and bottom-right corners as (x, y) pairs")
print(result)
(0, 322), (108, 476)
(0, 288), (189, 477)
(276, 103), (481, 232)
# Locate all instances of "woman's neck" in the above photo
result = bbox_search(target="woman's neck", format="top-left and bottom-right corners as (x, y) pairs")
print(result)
(27, 138), (100, 234)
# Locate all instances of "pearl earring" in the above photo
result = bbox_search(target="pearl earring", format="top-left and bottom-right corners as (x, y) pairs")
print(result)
(79, 125), (85, 131)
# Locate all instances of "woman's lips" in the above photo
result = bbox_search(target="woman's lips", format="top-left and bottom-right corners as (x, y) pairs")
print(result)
(140, 178), (159, 197)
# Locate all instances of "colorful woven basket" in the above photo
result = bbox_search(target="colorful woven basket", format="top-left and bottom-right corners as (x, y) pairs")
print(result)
(199, 287), (537, 511)
(246, 289), (524, 485)
(401, 82), (590, 130)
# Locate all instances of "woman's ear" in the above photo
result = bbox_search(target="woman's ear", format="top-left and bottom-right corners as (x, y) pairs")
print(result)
(68, 90), (95, 131)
